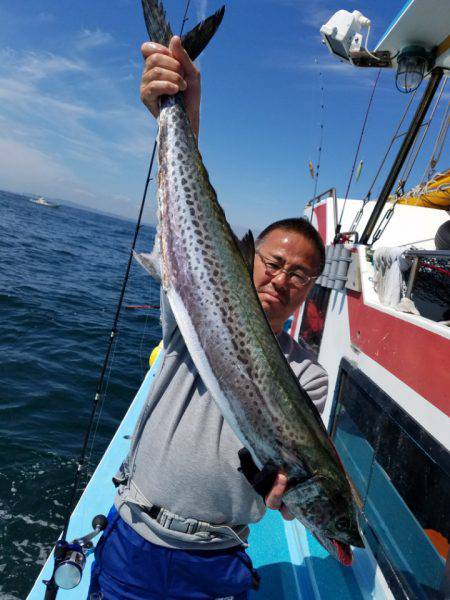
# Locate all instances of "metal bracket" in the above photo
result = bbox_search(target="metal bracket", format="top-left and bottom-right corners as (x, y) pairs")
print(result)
(346, 253), (362, 292)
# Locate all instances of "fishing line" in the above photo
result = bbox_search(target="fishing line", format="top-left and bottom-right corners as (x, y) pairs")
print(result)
(181, 0), (192, 35)
(313, 59), (325, 201)
(336, 68), (381, 235)
(84, 335), (120, 485)
(309, 59), (325, 223)
(138, 276), (157, 378)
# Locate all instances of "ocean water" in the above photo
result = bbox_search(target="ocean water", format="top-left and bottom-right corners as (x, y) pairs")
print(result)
(0, 190), (161, 599)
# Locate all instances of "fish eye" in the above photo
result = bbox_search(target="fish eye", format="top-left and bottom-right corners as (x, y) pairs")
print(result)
(335, 517), (350, 531)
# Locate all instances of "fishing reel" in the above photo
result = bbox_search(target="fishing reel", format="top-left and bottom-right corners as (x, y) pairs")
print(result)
(45, 514), (108, 591)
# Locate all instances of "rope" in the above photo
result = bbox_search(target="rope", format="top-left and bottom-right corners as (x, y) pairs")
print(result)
(336, 68), (381, 235)
(398, 78), (447, 192)
(364, 89), (417, 201)
(422, 95), (449, 181)
(348, 87), (418, 234)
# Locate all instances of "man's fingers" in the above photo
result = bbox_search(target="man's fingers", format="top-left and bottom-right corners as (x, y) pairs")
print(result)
(170, 36), (199, 77)
(142, 66), (187, 91)
(266, 473), (295, 521)
(141, 41), (171, 59)
(145, 53), (184, 77)
(265, 473), (288, 510)
(141, 80), (179, 98)
(140, 80), (178, 114)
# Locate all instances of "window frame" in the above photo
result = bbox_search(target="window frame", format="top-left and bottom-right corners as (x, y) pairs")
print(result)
(328, 358), (450, 600)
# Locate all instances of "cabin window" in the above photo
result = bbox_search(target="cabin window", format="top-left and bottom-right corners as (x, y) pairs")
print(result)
(298, 284), (331, 354)
(330, 359), (449, 599)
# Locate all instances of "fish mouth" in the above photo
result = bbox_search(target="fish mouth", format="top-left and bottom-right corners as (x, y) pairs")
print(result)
(331, 539), (353, 566)
(313, 532), (354, 566)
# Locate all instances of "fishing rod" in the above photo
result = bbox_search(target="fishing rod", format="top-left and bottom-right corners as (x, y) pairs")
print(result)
(43, 2), (194, 595)
(43, 140), (158, 600)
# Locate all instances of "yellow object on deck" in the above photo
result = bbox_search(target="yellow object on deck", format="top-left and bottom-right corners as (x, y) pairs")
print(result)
(395, 169), (450, 209)
(149, 340), (163, 367)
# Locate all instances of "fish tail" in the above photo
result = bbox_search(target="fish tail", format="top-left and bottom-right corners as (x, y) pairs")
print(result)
(181, 6), (225, 61)
(141, 0), (173, 47)
(141, 0), (225, 60)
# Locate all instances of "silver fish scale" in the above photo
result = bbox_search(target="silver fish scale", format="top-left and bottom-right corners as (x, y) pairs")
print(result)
(157, 99), (340, 482)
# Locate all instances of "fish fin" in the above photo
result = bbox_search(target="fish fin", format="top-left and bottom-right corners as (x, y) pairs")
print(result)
(234, 230), (255, 277)
(133, 250), (162, 283)
(181, 6), (225, 61)
(141, 0), (173, 47)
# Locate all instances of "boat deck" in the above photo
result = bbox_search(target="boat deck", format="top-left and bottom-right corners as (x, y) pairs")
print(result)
(27, 356), (378, 599)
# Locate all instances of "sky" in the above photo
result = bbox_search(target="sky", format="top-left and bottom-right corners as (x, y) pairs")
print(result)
(0, 0), (447, 233)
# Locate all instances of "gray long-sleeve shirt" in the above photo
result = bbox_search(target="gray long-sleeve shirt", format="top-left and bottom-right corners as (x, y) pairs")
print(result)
(114, 291), (328, 550)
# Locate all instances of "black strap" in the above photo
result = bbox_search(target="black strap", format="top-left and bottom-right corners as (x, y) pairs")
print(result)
(141, 504), (162, 519)
(237, 448), (279, 500)
(112, 475), (128, 488)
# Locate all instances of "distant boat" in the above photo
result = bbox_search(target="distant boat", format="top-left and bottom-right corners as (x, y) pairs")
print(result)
(30, 196), (59, 208)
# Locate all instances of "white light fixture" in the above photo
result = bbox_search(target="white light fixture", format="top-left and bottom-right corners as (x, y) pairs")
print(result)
(320, 10), (375, 64)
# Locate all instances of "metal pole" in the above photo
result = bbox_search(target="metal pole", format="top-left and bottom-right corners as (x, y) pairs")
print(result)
(405, 256), (419, 299)
(359, 68), (443, 245)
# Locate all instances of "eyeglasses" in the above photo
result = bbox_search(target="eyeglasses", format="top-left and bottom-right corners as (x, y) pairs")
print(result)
(256, 251), (318, 288)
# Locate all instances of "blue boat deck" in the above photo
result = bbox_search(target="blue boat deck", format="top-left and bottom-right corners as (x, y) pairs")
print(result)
(27, 356), (378, 599)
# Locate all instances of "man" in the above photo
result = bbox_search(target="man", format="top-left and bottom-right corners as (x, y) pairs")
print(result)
(88, 37), (328, 600)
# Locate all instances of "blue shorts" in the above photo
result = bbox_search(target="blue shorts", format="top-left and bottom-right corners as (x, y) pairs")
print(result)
(88, 507), (256, 599)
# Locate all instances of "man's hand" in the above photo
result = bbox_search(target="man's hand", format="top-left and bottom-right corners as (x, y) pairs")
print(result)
(140, 36), (201, 138)
(265, 472), (295, 521)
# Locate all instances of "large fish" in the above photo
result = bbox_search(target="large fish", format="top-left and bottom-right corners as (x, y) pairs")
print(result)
(141, 0), (363, 564)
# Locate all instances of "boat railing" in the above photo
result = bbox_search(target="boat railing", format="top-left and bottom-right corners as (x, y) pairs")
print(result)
(305, 187), (338, 232)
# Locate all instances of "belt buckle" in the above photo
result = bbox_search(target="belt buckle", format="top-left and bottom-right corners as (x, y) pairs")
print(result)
(168, 518), (192, 534)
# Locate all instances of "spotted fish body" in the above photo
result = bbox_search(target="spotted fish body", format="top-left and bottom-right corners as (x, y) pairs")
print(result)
(142, 0), (363, 562)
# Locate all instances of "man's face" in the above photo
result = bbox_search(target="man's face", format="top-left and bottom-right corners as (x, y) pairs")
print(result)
(253, 228), (321, 333)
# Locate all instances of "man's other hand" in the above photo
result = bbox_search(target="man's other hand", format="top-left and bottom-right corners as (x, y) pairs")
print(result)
(140, 36), (201, 138)
(265, 472), (295, 521)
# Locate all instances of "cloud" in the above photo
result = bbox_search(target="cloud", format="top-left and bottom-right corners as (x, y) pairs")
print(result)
(264, 0), (334, 28)
(0, 137), (77, 194)
(75, 28), (114, 52)
(0, 38), (155, 215)
(0, 48), (88, 82)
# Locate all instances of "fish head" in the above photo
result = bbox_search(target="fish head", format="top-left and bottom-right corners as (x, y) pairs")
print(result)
(283, 473), (364, 565)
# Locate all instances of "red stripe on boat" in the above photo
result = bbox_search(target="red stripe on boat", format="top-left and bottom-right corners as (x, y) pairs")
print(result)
(314, 203), (327, 243)
(347, 290), (450, 416)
